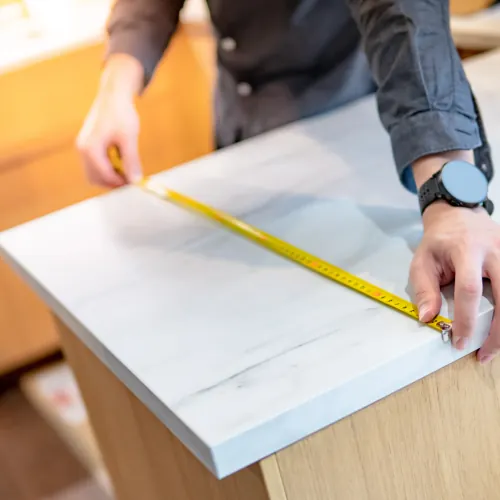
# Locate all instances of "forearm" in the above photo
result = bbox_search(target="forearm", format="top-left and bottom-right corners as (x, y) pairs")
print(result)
(99, 54), (145, 98)
(345, 0), (482, 191)
(105, 0), (186, 88)
(412, 150), (474, 190)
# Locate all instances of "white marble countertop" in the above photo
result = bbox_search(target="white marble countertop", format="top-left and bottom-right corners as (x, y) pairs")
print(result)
(2, 49), (500, 479)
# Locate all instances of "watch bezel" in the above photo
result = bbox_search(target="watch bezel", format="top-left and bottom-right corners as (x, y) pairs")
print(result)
(418, 160), (494, 216)
(436, 160), (488, 209)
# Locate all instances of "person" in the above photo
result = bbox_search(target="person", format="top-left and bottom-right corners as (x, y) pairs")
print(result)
(76, 0), (500, 364)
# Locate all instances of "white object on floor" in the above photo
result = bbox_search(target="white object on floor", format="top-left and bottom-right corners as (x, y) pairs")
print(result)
(20, 362), (112, 496)
(2, 49), (500, 479)
(29, 362), (87, 426)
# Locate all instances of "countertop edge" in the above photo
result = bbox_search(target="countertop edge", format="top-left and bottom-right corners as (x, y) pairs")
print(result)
(0, 243), (221, 478)
(210, 315), (491, 478)
(0, 186), (495, 479)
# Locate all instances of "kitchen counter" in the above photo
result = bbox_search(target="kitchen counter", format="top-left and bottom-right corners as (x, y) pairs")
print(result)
(2, 49), (500, 500)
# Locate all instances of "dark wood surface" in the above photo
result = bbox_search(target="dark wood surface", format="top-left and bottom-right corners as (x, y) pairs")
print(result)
(0, 387), (88, 500)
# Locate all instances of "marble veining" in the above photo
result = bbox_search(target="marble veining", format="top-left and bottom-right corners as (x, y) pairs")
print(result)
(1, 50), (500, 478)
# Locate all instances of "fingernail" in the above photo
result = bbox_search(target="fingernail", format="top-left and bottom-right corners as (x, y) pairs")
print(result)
(418, 304), (429, 322)
(479, 354), (494, 364)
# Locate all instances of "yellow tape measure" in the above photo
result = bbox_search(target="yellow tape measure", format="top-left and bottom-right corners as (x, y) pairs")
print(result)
(108, 147), (452, 342)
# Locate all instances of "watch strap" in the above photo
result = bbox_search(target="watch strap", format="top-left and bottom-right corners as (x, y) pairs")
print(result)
(482, 198), (495, 216)
(418, 174), (441, 215)
(418, 166), (494, 216)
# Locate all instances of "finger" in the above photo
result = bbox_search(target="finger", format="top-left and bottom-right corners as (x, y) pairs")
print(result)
(78, 153), (105, 187)
(82, 159), (103, 186)
(452, 252), (483, 350)
(118, 134), (143, 183)
(78, 154), (107, 188)
(86, 145), (125, 188)
(478, 257), (500, 363)
(410, 252), (442, 323)
(77, 134), (124, 188)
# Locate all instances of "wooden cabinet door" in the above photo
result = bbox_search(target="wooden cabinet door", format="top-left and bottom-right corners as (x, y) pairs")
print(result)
(0, 26), (214, 374)
(450, 0), (494, 15)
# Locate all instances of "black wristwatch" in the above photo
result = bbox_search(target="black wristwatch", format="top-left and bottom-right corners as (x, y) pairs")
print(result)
(418, 160), (494, 216)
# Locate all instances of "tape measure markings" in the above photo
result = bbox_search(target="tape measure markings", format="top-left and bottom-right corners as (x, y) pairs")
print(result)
(108, 147), (453, 341)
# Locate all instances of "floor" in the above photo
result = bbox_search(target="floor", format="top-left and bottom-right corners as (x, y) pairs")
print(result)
(0, 386), (108, 500)
(43, 480), (110, 500)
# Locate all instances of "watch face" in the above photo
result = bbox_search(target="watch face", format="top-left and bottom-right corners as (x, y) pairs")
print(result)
(440, 160), (488, 205)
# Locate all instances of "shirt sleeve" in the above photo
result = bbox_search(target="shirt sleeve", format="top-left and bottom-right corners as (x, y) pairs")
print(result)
(105, 0), (186, 86)
(344, 0), (484, 193)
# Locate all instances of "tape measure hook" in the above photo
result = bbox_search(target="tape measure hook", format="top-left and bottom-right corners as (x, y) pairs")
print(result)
(437, 321), (452, 343)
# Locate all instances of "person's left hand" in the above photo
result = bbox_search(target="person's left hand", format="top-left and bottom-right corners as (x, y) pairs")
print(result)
(409, 151), (500, 364)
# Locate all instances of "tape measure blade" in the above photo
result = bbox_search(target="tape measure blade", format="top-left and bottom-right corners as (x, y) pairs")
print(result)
(138, 176), (452, 336)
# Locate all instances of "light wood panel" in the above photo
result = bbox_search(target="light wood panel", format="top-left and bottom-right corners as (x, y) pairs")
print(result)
(272, 353), (500, 500)
(260, 456), (288, 500)
(54, 314), (271, 500)
(184, 22), (217, 83)
(0, 25), (215, 374)
(0, 25), (214, 172)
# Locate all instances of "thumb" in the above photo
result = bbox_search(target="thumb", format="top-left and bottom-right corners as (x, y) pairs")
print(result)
(410, 254), (442, 323)
(118, 134), (143, 183)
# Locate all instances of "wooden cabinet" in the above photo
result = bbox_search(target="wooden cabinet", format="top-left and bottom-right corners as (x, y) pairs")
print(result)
(450, 0), (495, 15)
(0, 26), (215, 374)
(55, 317), (500, 500)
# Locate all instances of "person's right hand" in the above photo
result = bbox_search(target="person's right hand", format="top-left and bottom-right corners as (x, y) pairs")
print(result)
(76, 55), (144, 188)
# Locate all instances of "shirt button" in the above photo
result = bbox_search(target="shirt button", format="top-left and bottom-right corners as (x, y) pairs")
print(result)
(220, 37), (236, 52)
(237, 82), (252, 96)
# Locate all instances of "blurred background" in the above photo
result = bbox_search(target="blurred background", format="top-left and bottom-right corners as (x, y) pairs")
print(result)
(0, 0), (499, 499)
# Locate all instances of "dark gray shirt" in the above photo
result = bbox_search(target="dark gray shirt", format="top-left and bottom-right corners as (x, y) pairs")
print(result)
(105, 0), (488, 193)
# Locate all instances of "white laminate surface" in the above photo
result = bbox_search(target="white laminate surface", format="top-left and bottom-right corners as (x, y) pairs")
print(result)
(2, 50), (500, 479)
